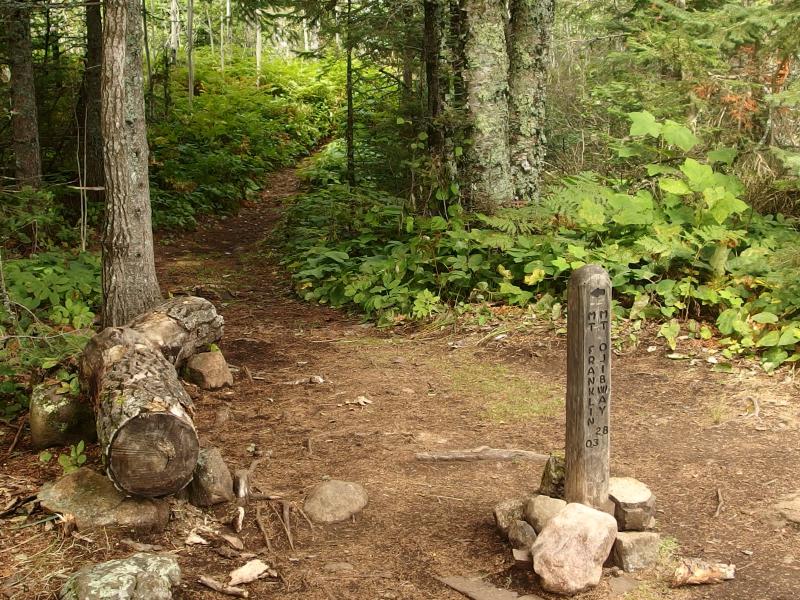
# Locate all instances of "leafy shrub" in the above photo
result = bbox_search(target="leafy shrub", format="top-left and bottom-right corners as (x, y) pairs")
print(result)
(284, 113), (800, 371)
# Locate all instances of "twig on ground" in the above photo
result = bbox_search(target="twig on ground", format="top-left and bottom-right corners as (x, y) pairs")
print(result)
(5, 414), (27, 458)
(281, 501), (294, 550)
(271, 501), (295, 552)
(714, 488), (724, 517)
(255, 506), (274, 554)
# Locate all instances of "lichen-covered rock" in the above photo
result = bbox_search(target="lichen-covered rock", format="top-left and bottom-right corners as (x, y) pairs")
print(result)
(612, 531), (661, 572)
(304, 480), (368, 524)
(524, 494), (566, 533)
(59, 553), (180, 600)
(185, 351), (233, 389)
(539, 455), (565, 499)
(38, 468), (169, 532)
(609, 477), (656, 531)
(493, 497), (526, 538)
(186, 447), (234, 507)
(29, 384), (96, 450)
(532, 503), (618, 595)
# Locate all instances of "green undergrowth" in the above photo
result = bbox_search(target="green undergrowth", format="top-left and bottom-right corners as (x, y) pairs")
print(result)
(283, 114), (800, 372)
(0, 251), (100, 418)
(149, 51), (343, 229)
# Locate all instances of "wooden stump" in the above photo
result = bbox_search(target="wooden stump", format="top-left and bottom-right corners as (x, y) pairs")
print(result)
(80, 296), (223, 497)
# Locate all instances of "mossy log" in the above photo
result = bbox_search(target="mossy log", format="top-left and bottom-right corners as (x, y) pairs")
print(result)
(80, 296), (223, 497)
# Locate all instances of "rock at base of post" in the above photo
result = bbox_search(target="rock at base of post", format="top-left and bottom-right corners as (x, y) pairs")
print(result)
(532, 503), (617, 596)
(524, 494), (567, 533)
(612, 531), (661, 572)
(539, 455), (565, 499)
(609, 477), (656, 531)
(493, 497), (526, 539)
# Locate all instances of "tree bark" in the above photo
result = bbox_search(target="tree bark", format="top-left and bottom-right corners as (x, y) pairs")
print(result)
(345, 0), (355, 186)
(85, 1), (104, 203)
(424, 0), (442, 150)
(101, 0), (163, 327)
(255, 9), (262, 85)
(5, 3), (42, 188)
(463, 0), (512, 213)
(169, 0), (179, 63)
(81, 296), (224, 497)
(187, 0), (195, 108)
(508, 0), (554, 203)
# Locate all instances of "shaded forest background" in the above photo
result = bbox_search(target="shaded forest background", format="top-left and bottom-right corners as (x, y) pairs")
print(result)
(1, 0), (800, 419)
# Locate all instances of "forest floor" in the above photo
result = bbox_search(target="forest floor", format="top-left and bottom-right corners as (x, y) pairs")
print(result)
(2, 166), (800, 600)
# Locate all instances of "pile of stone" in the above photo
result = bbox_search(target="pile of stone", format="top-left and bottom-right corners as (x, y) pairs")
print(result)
(493, 457), (659, 596)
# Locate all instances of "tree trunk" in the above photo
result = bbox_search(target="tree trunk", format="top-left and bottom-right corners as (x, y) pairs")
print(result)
(508, 0), (554, 203)
(424, 0), (442, 150)
(143, 0), (154, 118)
(5, 3), (42, 188)
(85, 1), (104, 204)
(463, 0), (512, 213)
(206, 7), (215, 55)
(169, 0), (179, 63)
(81, 297), (223, 497)
(101, 0), (163, 327)
(187, 0), (195, 108)
(345, 0), (355, 186)
(255, 9), (262, 85)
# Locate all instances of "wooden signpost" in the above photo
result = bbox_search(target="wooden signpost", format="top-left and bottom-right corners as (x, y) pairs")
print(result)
(565, 265), (613, 513)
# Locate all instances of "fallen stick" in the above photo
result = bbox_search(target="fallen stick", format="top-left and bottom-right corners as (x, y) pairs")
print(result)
(4, 414), (27, 458)
(415, 446), (548, 462)
(713, 488), (724, 518)
(255, 506), (274, 554)
(271, 501), (295, 552)
(198, 575), (248, 597)
(281, 501), (294, 551)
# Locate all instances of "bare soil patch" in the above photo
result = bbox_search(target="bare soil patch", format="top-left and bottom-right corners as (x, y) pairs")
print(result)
(2, 167), (799, 600)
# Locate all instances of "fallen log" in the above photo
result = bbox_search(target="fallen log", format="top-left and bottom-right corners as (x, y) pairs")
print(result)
(415, 446), (549, 462)
(80, 296), (223, 497)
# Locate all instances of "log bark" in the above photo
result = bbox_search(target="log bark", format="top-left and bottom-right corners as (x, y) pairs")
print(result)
(81, 296), (223, 497)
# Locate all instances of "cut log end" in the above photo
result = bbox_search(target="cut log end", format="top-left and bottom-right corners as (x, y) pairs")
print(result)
(108, 412), (199, 497)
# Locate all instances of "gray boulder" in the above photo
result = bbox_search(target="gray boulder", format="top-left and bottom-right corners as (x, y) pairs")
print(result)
(612, 531), (661, 572)
(185, 352), (233, 389)
(493, 497), (526, 538)
(59, 553), (180, 600)
(507, 519), (537, 551)
(609, 477), (656, 531)
(524, 495), (566, 533)
(29, 384), (96, 450)
(532, 503), (618, 595)
(304, 480), (368, 524)
(38, 468), (169, 532)
(186, 447), (234, 507)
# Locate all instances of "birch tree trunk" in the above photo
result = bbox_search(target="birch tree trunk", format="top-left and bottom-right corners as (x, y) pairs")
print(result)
(508, 0), (554, 203)
(5, 3), (42, 188)
(463, 0), (512, 213)
(169, 0), (179, 63)
(101, 0), (162, 327)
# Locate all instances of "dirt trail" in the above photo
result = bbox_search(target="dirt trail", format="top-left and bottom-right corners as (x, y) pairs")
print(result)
(2, 166), (798, 599)
(150, 166), (800, 600)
